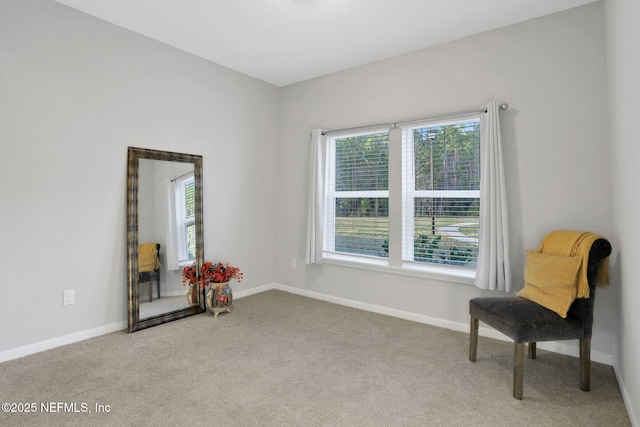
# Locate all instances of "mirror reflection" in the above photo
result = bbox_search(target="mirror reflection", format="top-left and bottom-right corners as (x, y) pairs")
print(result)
(138, 158), (196, 319)
(127, 147), (204, 332)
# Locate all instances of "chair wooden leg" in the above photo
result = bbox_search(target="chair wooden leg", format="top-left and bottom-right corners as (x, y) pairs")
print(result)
(469, 316), (479, 362)
(580, 338), (591, 391)
(528, 342), (536, 359)
(513, 342), (525, 400)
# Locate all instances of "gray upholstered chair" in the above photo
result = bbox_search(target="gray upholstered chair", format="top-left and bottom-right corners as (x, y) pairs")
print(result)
(468, 237), (611, 399)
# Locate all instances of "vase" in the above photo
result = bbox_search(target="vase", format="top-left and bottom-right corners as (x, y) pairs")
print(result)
(186, 284), (197, 305)
(206, 282), (233, 317)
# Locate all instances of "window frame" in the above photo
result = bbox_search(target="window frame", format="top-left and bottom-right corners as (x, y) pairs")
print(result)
(323, 128), (390, 258)
(321, 115), (480, 284)
(401, 117), (480, 268)
(175, 173), (196, 264)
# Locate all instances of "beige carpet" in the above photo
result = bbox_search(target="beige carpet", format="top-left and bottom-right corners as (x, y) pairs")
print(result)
(0, 290), (630, 426)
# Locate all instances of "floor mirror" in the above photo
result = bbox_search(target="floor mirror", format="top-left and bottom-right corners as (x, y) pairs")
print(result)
(127, 147), (205, 332)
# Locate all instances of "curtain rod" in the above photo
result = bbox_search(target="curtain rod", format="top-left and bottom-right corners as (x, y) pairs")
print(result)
(321, 103), (509, 136)
(170, 171), (193, 182)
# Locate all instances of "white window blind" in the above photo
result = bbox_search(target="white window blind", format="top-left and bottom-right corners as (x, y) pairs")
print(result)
(314, 103), (510, 284)
(175, 173), (196, 263)
(325, 130), (390, 258)
(402, 117), (480, 267)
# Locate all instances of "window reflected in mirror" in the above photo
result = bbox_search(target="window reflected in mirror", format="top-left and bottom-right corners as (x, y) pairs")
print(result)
(137, 159), (197, 319)
(173, 172), (196, 264)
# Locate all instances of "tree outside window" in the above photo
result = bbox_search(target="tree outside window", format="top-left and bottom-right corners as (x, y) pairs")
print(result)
(324, 116), (480, 270)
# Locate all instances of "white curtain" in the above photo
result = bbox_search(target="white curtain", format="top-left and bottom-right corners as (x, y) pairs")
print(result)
(474, 101), (512, 292)
(166, 182), (180, 271)
(306, 129), (326, 264)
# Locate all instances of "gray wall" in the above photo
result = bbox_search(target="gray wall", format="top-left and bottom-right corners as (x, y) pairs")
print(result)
(0, 0), (279, 352)
(1, 0), (638, 423)
(276, 2), (615, 361)
(605, 0), (640, 424)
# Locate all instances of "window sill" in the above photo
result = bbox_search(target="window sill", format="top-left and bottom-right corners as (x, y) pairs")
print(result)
(322, 252), (475, 286)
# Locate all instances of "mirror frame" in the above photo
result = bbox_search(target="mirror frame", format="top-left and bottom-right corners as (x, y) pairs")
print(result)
(127, 146), (205, 333)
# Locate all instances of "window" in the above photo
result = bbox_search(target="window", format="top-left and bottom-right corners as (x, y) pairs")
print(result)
(402, 119), (480, 268)
(175, 173), (196, 263)
(324, 130), (389, 259)
(323, 115), (480, 274)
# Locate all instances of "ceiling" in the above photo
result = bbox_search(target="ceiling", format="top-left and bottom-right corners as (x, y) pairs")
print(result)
(53, 0), (597, 87)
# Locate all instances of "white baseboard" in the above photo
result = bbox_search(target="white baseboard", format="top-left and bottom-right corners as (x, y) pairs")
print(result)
(273, 282), (470, 330)
(0, 321), (127, 364)
(271, 283), (614, 366)
(613, 360), (639, 427)
(0, 283), (615, 368)
(234, 283), (276, 299)
(0, 286), (274, 364)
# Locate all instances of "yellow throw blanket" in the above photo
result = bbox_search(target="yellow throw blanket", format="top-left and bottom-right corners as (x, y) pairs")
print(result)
(139, 243), (160, 272)
(537, 230), (609, 298)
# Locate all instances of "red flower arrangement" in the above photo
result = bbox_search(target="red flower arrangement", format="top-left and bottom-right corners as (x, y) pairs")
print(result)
(182, 263), (198, 286)
(202, 262), (243, 285)
(182, 262), (243, 288)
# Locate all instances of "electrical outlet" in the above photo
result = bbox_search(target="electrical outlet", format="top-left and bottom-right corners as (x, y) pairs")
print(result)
(63, 289), (75, 306)
(291, 258), (297, 270)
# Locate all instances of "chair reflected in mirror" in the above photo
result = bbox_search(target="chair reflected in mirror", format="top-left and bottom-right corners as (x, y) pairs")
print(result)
(139, 243), (161, 303)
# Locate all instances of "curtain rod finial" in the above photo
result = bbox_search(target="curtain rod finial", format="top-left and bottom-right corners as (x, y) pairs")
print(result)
(499, 103), (509, 111)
